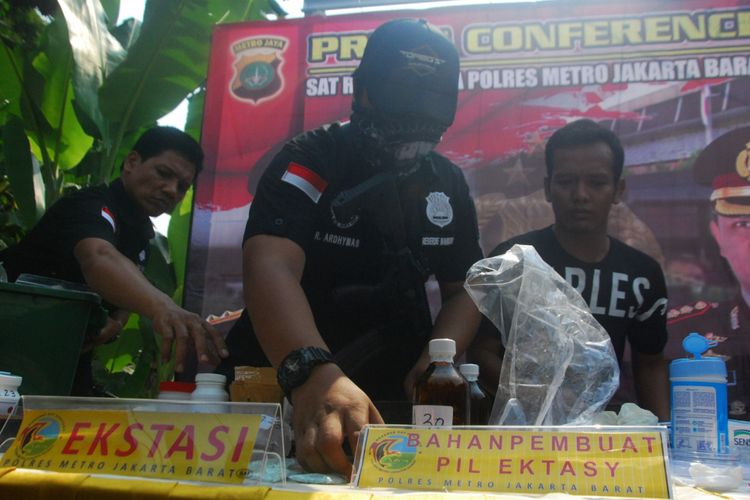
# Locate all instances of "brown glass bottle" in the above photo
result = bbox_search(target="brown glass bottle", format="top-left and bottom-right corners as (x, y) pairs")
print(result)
(412, 339), (469, 427)
(459, 363), (491, 425)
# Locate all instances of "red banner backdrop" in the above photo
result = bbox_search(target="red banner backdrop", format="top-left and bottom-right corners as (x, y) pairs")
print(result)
(187, 0), (750, 366)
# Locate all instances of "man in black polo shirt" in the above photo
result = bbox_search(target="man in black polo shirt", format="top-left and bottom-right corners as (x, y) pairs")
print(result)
(220, 19), (482, 473)
(0, 126), (228, 393)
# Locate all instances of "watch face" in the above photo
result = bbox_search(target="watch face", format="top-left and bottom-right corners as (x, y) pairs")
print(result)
(279, 347), (334, 396)
(285, 351), (308, 387)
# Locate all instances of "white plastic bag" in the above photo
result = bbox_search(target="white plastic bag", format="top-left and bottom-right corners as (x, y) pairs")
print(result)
(465, 244), (619, 425)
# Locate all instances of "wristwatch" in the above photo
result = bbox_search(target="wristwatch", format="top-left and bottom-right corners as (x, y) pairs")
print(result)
(277, 346), (335, 400)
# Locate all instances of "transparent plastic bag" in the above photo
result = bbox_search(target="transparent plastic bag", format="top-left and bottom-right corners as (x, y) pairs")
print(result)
(465, 244), (619, 426)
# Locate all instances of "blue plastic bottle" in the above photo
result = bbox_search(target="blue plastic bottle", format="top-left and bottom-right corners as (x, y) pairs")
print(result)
(670, 333), (728, 455)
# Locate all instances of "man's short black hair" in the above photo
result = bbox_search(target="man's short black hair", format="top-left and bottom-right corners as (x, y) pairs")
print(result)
(131, 126), (204, 175)
(545, 119), (624, 181)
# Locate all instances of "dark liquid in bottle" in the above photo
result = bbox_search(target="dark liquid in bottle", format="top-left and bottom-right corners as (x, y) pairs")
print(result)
(413, 363), (469, 426)
(467, 379), (491, 425)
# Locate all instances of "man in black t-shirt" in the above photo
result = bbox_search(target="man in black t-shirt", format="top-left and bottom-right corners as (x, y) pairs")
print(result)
(222, 19), (482, 474)
(469, 119), (669, 421)
(0, 127), (228, 393)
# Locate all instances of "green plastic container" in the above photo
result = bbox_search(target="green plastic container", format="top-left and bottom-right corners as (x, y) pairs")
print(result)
(0, 281), (107, 395)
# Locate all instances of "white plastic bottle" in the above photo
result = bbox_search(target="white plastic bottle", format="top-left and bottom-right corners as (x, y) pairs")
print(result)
(670, 333), (729, 455)
(192, 373), (229, 413)
(0, 372), (22, 420)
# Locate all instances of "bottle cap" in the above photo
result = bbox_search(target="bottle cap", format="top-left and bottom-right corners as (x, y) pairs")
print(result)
(459, 363), (479, 380)
(682, 332), (716, 359)
(0, 372), (22, 388)
(159, 381), (196, 393)
(428, 338), (456, 358)
(195, 373), (227, 384)
(670, 333), (727, 379)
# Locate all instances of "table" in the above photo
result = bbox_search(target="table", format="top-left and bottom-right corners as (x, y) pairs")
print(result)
(2, 466), (749, 500)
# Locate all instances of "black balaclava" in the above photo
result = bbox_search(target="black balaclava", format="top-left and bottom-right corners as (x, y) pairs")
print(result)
(350, 18), (460, 175)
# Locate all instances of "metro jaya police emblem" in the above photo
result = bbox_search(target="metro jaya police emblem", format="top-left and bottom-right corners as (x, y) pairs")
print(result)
(426, 192), (453, 228)
(230, 36), (288, 105)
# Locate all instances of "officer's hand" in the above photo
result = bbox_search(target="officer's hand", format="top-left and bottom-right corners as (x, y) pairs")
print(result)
(291, 363), (383, 476)
(151, 303), (229, 372)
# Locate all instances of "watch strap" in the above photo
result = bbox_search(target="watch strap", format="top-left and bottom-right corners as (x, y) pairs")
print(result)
(277, 346), (335, 400)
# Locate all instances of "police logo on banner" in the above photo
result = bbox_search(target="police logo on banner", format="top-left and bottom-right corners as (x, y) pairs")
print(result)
(230, 36), (288, 105)
(426, 192), (453, 228)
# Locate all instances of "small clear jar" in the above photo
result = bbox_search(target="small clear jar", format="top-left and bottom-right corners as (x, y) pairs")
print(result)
(0, 372), (22, 420)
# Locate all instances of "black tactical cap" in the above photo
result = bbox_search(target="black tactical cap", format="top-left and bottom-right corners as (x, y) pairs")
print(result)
(694, 126), (750, 216)
(353, 18), (459, 128)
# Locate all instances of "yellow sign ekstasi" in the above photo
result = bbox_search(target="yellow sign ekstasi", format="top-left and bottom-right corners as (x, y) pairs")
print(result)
(355, 426), (671, 498)
(2, 408), (263, 483)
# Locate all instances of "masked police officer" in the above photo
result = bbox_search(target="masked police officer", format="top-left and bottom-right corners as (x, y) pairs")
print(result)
(219, 19), (482, 474)
(668, 126), (750, 420)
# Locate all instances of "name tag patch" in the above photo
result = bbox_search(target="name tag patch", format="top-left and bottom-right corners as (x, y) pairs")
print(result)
(422, 236), (454, 246)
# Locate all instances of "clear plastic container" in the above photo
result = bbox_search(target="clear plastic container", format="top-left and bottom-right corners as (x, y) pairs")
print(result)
(670, 449), (743, 492)
(0, 372), (21, 420)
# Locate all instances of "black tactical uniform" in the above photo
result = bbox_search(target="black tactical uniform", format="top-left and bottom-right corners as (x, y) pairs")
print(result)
(221, 122), (482, 400)
(0, 179), (152, 283)
(0, 179), (153, 394)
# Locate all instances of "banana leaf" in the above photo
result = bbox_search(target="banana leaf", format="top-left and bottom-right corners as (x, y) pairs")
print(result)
(168, 188), (192, 306)
(2, 116), (45, 228)
(31, 17), (93, 174)
(98, 0), (120, 29)
(0, 42), (22, 123)
(98, 0), (277, 177)
(184, 86), (204, 142)
(57, 0), (126, 140)
(167, 88), (205, 305)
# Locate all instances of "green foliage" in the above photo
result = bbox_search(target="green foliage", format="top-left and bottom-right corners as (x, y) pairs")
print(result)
(0, 175), (24, 250)
(1, 0), (283, 396)
(0, 0), (48, 51)
(2, 116), (45, 227)
(1, 10), (93, 210)
(2, 0), (282, 220)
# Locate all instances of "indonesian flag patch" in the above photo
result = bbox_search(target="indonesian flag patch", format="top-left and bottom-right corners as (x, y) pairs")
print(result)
(100, 206), (116, 232)
(281, 162), (327, 203)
